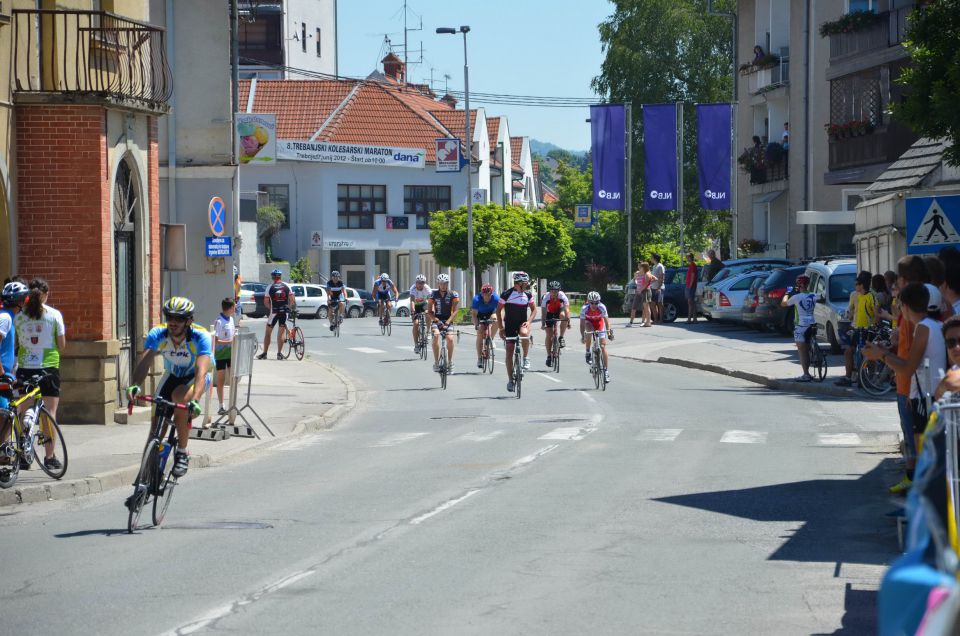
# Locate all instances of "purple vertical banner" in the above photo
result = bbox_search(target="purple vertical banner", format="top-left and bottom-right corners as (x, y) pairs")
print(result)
(590, 104), (626, 211)
(697, 104), (732, 209)
(642, 104), (677, 210)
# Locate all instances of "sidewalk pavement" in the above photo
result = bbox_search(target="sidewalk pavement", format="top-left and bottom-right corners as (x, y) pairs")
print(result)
(607, 318), (877, 399)
(0, 356), (356, 507)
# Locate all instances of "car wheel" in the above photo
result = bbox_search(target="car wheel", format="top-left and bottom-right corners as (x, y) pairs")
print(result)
(397, 307), (410, 318)
(779, 312), (794, 336)
(348, 306), (362, 318)
(662, 302), (677, 323)
(317, 305), (328, 319)
(363, 307), (375, 318)
(827, 322), (841, 354)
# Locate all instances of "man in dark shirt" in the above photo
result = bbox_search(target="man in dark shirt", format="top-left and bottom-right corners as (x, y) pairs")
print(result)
(703, 249), (725, 284)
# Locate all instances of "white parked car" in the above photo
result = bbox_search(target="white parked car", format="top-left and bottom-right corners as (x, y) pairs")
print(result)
(701, 270), (778, 321)
(305, 286), (368, 319)
(291, 283), (327, 318)
(393, 291), (412, 316)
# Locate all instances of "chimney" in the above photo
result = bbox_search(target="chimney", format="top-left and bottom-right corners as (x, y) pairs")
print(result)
(382, 52), (405, 82)
(439, 93), (458, 109)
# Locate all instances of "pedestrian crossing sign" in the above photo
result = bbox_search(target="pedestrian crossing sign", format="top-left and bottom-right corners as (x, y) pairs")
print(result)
(906, 195), (960, 254)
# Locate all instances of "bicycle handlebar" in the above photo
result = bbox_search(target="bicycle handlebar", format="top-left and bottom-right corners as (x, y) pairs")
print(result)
(127, 394), (191, 417)
(0, 370), (49, 392)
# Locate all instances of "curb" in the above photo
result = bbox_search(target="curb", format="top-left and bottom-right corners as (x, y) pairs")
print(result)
(0, 358), (359, 508)
(611, 352), (861, 399)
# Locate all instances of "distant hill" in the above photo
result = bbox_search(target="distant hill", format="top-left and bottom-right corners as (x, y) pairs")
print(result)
(530, 139), (586, 158)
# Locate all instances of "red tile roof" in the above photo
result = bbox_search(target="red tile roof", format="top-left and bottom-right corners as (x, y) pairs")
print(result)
(543, 191), (559, 203)
(239, 79), (355, 139)
(487, 117), (501, 153)
(533, 161), (541, 179)
(510, 137), (524, 164)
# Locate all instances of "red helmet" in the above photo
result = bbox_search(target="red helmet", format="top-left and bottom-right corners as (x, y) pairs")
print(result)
(795, 275), (810, 288)
(481, 283), (493, 293)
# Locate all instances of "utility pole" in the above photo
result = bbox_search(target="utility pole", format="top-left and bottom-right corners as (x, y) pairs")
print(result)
(678, 102), (685, 255)
(625, 103), (633, 277)
(707, 0), (739, 257)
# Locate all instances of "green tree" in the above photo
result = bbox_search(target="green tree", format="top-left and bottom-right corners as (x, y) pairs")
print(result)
(428, 204), (532, 273)
(554, 161), (593, 212)
(894, 0), (960, 166)
(257, 204), (285, 261)
(289, 257), (314, 283)
(512, 210), (576, 279)
(592, 0), (735, 256)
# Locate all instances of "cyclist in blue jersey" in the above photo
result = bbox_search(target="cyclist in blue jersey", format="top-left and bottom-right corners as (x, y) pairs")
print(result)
(127, 297), (212, 479)
(0, 281), (28, 468)
(324, 271), (347, 331)
(471, 283), (500, 368)
(428, 273), (460, 372)
(374, 273), (399, 325)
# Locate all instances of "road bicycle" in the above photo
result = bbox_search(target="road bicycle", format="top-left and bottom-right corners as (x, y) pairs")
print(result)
(804, 324), (828, 382)
(282, 314), (305, 360)
(504, 335), (531, 399)
(477, 319), (496, 375)
(328, 301), (344, 338)
(379, 298), (393, 336)
(545, 318), (567, 374)
(587, 330), (608, 391)
(859, 321), (896, 397)
(125, 394), (193, 533)
(414, 310), (428, 360)
(0, 372), (68, 489)
(435, 322), (453, 390)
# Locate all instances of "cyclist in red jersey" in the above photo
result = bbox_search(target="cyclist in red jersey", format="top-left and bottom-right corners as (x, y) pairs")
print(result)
(541, 281), (570, 367)
(257, 269), (296, 360)
(580, 291), (611, 383)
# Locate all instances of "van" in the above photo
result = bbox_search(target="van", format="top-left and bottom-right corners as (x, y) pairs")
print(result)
(803, 258), (857, 353)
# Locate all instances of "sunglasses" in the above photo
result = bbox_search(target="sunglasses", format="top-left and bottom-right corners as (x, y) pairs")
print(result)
(589, 301), (600, 305)
(947, 337), (960, 349)
(167, 316), (187, 325)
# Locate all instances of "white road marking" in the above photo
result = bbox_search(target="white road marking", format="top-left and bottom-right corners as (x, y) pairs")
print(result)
(370, 432), (429, 447)
(270, 436), (326, 452)
(818, 433), (862, 446)
(638, 428), (683, 442)
(348, 346), (387, 354)
(511, 444), (560, 470)
(409, 489), (481, 525)
(534, 372), (562, 383)
(539, 426), (597, 441)
(720, 430), (768, 444)
(460, 430), (505, 442)
(578, 390), (597, 403)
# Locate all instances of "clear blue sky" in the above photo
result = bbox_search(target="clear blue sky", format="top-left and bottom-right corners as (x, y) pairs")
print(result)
(337, 0), (612, 152)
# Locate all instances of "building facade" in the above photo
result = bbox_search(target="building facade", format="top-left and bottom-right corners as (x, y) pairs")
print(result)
(238, 0), (337, 79)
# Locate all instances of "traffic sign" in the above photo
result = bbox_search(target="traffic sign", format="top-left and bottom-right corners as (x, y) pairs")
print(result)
(208, 196), (227, 237)
(205, 236), (232, 257)
(907, 195), (960, 254)
(575, 204), (593, 229)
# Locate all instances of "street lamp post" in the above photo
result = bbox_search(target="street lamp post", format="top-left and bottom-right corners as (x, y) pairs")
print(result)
(437, 25), (474, 299)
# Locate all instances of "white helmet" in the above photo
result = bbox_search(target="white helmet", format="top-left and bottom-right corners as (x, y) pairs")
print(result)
(415, 274), (427, 283)
(513, 271), (529, 283)
(380, 273), (390, 281)
(587, 291), (601, 303)
(436, 273), (450, 284)
(1, 281), (28, 303)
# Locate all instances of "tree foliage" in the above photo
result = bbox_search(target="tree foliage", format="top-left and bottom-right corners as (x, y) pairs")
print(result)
(894, 0), (960, 166)
(257, 204), (286, 261)
(592, 0), (735, 257)
(512, 210), (576, 278)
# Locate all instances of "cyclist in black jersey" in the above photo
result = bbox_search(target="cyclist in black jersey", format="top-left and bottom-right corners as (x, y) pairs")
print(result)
(257, 269), (296, 360)
(496, 271), (537, 392)
(427, 273), (460, 372)
(324, 271), (346, 331)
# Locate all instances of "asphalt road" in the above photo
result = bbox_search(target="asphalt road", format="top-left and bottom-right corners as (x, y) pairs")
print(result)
(0, 314), (902, 635)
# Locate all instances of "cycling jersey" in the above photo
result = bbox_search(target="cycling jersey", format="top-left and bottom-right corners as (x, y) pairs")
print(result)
(325, 280), (345, 300)
(375, 279), (395, 299)
(0, 308), (15, 377)
(16, 305), (65, 369)
(581, 303), (609, 331)
(431, 289), (459, 320)
(409, 284), (433, 310)
(472, 292), (501, 315)
(267, 282), (293, 310)
(499, 288), (534, 324)
(785, 292), (817, 327)
(144, 324), (213, 378)
(541, 291), (569, 316)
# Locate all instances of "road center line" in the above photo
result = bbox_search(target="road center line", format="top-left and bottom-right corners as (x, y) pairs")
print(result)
(534, 372), (561, 383)
(578, 390), (597, 403)
(409, 489), (481, 525)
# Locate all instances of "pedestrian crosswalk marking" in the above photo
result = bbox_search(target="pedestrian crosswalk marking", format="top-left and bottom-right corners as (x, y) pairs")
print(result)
(370, 432), (429, 447)
(461, 430), (505, 442)
(720, 430), (768, 444)
(348, 347), (387, 354)
(817, 433), (862, 446)
(909, 199), (960, 247)
(539, 426), (596, 441)
(638, 429), (683, 442)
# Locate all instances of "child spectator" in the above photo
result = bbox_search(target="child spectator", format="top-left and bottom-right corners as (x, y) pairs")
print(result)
(213, 298), (237, 417)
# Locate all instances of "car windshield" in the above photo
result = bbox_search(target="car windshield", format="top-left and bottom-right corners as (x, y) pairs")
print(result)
(829, 273), (856, 303)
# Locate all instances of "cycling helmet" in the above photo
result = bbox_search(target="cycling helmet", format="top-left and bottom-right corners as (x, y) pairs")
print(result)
(587, 291), (601, 303)
(548, 281), (562, 290)
(513, 271), (529, 283)
(330, 270), (340, 278)
(1, 281), (28, 303)
(481, 283), (494, 293)
(415, 274), (427, 283)
(380, 273), (390, 281)
(271, 268), (282, 277)
(163, 296), (195, 319)
(795, 275), (810, 288)
(436, 273), (450, 284)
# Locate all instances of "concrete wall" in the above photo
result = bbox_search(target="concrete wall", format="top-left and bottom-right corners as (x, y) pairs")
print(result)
(285, 0), (337, 77)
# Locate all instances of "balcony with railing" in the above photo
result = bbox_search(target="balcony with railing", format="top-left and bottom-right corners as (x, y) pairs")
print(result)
(827, 6), (913, 65)
(827, 121), (918, 172)
(13, 9), (171, 111)
(747, 55), (790, 95)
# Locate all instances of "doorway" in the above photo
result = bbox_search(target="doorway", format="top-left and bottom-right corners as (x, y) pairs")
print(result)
(341, 265), (366, 290)
(114, 159), (139, 403)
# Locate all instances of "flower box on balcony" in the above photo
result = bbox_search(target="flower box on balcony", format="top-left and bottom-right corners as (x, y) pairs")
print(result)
(739, 54), (780, 75)
(824, 119), (876, 140)
(819, 10), (883, 37)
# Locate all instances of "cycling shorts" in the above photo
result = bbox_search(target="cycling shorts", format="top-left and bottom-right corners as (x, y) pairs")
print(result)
(503, 316), (527, 338)
(584, 321), (607, 340)
(376, 291), (392, 301)
(794, 325), (815, 344)
(157, 372), (211, 401)
(544, 312), (562, 326)
(216, 358), (231, 371)
(432, 316), (451, 330)
(269, 309), (288, 327)
(16, 367), (61, 398)
(477, 312), (494, 322)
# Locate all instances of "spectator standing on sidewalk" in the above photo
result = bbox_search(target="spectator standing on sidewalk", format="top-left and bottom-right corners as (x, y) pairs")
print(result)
(703, 249), (725, 284)
(938, 247), (960, 316)
(627, 265), (645, 327)
(637, 263), (655, 328)
(651, 253), (666, 323)
(934, 315), (960, 400)
(836, 271), (877, 387)
(872, 274), (892, 315)
(864, 283), (945, 495)
(782, 274), (818, 382)
(684, 253), (698, 323)
(213, 298), (237, 417)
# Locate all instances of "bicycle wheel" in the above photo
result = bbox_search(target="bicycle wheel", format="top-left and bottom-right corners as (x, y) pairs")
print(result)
(593, 354), (601, 389)
(386, 319), (392, 337)
(380, 318), (386, 335)
(553, 337), (561, 373)
(515, 360), (523, 400)
(152, 440), (177, 527)
(0, 417), (22, 489)
(811, 345), (828, 382)
(281, 331), (293, 359)
(293, 327), (306, 360)
(860, 359), (894, 397)
(335, 315), (341, 338)
(420, 335), (428, 360)
(32, 407), (67, 479)
(439, 348), (447, 390)
(128, 439), (159, 533)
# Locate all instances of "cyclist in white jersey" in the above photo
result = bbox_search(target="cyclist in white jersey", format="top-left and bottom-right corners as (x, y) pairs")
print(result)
(374, 273), (399, 324)
(408, 275), (432, 353)
(782, 274), (819, 382)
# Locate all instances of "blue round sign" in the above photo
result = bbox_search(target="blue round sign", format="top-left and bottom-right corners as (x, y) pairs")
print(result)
(208, 196), (226, 237)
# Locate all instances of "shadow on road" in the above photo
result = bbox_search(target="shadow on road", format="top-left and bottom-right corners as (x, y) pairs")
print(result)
(54, 528), (130, 538)
(811, 583), (877, 636)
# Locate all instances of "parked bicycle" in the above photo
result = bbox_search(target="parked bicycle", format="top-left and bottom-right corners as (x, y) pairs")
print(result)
(478, 319), (496, 375)
(805, 324), (828, 382)
(0, 372), (68, 489)
(282, 314), (305, 360)
(505, 335), (531, 399)
(859, 320), (896, 397)
(125, 393), (193, 533)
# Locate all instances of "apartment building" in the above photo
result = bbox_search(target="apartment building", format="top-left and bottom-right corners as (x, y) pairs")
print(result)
(238, 0), (337, 79)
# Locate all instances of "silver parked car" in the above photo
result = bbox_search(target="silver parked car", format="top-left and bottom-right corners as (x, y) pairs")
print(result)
(804, 258), (857, 353)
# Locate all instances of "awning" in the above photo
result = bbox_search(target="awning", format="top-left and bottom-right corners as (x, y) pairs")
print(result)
(796, 210), (856, 225)
(753, 190), (785, 204)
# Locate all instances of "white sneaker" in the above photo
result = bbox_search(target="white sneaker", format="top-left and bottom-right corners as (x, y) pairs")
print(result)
(522, 358), (531, 370)
(604, 370), (611, 383)
(433, 363), (440, 372)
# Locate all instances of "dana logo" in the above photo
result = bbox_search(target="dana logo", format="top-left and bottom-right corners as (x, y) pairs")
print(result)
(598, 189), (622, 200)
(704, 190), (727, 200)
(649, 190), (673, 201)
(393, 152), (422, 163)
